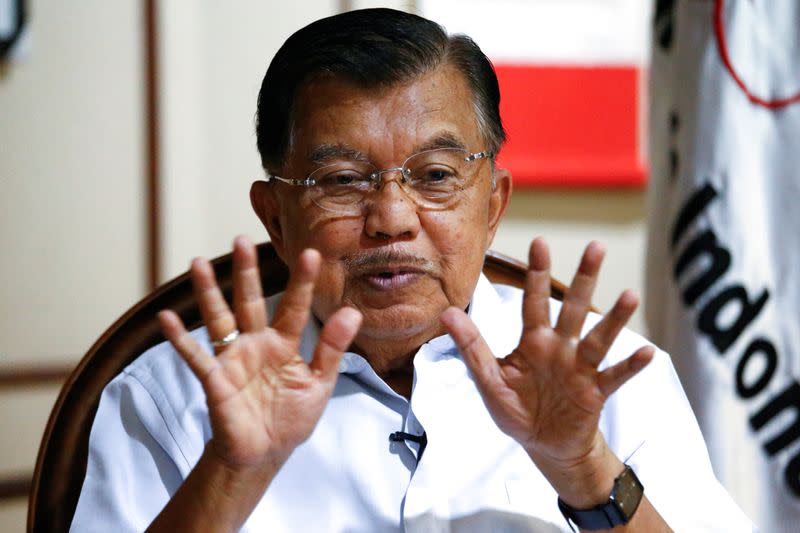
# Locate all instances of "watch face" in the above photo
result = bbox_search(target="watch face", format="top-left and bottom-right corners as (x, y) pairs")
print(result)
(611, 467), (644, 519)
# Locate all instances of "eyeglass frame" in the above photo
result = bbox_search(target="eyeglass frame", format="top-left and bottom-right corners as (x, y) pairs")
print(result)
(263, 147), (495, 199)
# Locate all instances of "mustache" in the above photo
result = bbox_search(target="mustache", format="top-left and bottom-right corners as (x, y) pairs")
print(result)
(342, 248), (435, 273)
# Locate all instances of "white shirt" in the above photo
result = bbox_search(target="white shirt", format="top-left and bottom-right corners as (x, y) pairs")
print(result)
(71, 274), (754, 532)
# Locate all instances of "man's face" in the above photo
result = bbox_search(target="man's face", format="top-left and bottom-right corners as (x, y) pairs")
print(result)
(252, 64), (510, 358)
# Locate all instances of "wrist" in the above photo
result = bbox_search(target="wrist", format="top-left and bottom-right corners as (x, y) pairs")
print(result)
(557, 465), (646, 531)
(525, 435), (624, 508)
(201, 441), (287, 494)
(147, 444), (286, 533)
(206, 438), (291, 479)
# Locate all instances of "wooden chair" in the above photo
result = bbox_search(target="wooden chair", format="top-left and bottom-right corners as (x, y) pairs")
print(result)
(28, 242), (563, 532)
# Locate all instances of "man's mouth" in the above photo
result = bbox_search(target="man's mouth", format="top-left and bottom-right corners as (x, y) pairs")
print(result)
(360, 266), (426, 290)
(343, 249), (434, 292)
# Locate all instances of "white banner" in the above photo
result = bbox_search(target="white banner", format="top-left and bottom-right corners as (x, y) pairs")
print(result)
(419, 0), (650, 65)
(646, 1), (800, 531)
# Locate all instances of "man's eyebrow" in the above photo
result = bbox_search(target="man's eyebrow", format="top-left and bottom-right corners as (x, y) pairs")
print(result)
(413, 133), (468, 153)
(307, 144), (369, 165)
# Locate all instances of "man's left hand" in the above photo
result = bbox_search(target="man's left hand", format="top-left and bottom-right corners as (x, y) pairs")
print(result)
(441, 238), (654, 505)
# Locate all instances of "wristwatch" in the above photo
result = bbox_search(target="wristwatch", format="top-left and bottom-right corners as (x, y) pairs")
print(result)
(557, 465), (644, 531)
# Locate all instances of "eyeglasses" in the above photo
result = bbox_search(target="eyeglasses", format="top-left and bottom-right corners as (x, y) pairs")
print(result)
(265, 147), (494, 215)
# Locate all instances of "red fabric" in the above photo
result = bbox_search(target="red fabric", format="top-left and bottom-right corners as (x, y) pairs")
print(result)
(495, 64), (646, 188)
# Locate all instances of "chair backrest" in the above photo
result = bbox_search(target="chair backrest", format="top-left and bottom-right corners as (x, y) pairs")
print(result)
(28, 243), (560, 532)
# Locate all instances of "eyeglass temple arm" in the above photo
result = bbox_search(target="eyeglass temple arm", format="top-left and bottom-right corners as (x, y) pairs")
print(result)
(264, 174), (316, 187)
(465, 151), (494, 162)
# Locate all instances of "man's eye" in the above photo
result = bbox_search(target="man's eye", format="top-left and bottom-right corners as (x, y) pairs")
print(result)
(316, 172), (364, 187)
(412, 167), (459, 185)
(423, 170), (452, 182)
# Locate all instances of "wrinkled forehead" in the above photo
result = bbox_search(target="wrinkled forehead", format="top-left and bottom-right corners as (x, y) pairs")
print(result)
(285, 65), (484, 166)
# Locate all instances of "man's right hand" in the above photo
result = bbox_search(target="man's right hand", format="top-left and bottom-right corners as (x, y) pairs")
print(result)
(154, 236), (361, 521)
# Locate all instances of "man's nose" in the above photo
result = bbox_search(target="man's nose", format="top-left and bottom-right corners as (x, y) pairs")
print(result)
(363, 178), (421, 241)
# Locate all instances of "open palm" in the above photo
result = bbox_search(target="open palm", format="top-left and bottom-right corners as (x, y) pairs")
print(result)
(442, 238), (654, 469)
(158, 237), (362, 468)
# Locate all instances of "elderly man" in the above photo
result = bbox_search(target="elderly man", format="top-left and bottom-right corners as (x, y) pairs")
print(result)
(72, 8), (752, 532)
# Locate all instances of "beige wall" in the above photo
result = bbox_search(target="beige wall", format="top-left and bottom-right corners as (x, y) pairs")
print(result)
(0, 1), (648, 531)
(0, 0), (146, 529)
(0, 0), (146, 364)
(495, 189), (647, 335)
(158, 0), (339, 280)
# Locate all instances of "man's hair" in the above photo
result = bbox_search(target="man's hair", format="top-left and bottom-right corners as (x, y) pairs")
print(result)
(255, 8), (506, 170)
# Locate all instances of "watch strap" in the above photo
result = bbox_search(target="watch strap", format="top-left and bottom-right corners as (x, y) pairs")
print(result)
(557, 465), (644, 531)
(557, 496), (628, 531)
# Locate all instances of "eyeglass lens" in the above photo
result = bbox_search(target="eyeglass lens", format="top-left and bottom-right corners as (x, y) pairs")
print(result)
(307, 148), (485, 214)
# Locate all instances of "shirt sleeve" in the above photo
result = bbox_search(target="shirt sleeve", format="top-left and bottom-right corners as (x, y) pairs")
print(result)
(70, 374), (186, 532)
(602, 342), (757, 532)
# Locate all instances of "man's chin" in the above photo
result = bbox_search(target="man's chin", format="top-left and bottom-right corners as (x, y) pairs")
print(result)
(355, 304), (443, 342)
(337, 275), (451, 344)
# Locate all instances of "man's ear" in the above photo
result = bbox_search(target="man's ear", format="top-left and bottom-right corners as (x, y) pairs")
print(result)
(486, 166), (512, 247)
(250, 181), (286, 256)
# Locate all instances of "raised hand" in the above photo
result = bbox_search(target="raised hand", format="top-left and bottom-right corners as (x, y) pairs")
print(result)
(441, 238), (654, 491)
(158, 236), (363, 469)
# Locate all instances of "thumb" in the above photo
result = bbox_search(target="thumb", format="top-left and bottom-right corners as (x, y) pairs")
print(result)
(440, 307), (502, 392)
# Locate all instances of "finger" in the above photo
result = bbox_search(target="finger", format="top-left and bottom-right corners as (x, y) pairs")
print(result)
(555, 241), (605, 338)
(309, 307), (363, 381)
(597, 346), (655, 397)
(522, 237), (552, 331)
(271, 249), (321, 340)
(191, 257), (238, 353)
(441, 307), (503, 394)
(579, 289), (639, 367)
(158, 310), (218, 380)
(232, 235), (268, 332)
